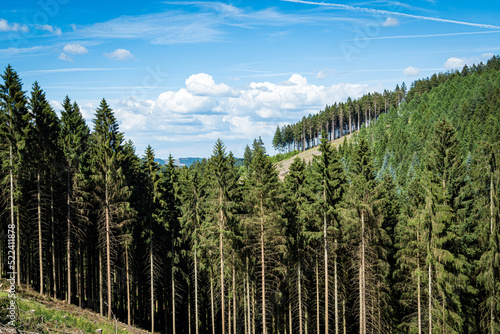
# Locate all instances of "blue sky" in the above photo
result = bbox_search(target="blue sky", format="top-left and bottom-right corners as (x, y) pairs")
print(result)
(1, 0), (499, 158)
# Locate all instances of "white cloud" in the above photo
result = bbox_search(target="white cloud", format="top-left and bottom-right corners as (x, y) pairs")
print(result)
(156, 89), (216, 114)
(38, 24), (62, 36)
(382, 17), (399, 27)
(112, 73), (374, 156)
(58, 53), (73, 62)
(186, 73), (239, 97)
(444, 57), (466, 69)
(0, 19), (29, 33)
(104, 48), (135, 60)
(403, 66), (420, 76)
(63, 43), (88, 55)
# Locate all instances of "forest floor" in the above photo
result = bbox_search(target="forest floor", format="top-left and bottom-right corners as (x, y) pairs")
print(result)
(274, 133), (352, 180)
(0, 278), (149, 334)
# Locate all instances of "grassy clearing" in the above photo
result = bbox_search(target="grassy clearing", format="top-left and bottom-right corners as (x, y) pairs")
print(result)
(0, 281), (148, 334)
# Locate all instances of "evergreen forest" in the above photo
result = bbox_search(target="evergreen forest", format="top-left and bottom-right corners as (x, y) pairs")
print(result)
(1, 55), (500, 334)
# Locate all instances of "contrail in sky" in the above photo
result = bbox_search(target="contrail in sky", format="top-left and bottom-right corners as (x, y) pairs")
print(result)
(282, 0), (500, 30)
(356, 30), (500, 41)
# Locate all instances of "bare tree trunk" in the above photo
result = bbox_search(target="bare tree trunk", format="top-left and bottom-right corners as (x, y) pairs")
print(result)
(340, 107), (344, 138)
(343, 299), (346, 334)
(247, 257), (251, 334)
(211, 270), (215, 334)
(298, 264), (303, 334)
(252, 283), (256, 334)
(417, 228), (422, 334)
(51, 179), (56, 298)
(188, 285), (192, 334)
(428, 259), (432, 334)
(244, 273), (248, 334)
(302, 121), (306, 151)
(316, 257), (320, 334)
(289, 299), (292, 334)
(360, 211), (366, 334)
(99, 251), (103, 316)
(220, 192), (226, 334)
(67, 167), (71, 304)
(195, 246), (199, 334)
(334, 240), (339, 334)
(79, 241), (83, 308)
(331, 113), (335, 141)
(260, 197), (267, 334)
(324, 197), (329, 334)
(349, 106), (352, 134)
(38, 169), (44, 295)
(126, 244), (131, 326)
(172, 267), (176, 334)
(490, 171), (496, 334)
(233, 260), (236, 334)
(106, 179), (112, 319)
(150, 217), (154, 333)
(229, 283), (232, 334)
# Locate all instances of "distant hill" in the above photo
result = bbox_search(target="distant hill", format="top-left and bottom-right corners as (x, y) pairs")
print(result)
(155, 157), (244, 168)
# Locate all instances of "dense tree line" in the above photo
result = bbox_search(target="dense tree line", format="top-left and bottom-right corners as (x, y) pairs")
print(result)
(1, 55), (500, 334)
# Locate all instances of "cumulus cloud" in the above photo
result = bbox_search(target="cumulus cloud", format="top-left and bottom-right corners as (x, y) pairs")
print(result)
(382, 17), (399, 27)
(403, 66), (420, 77)
(185, 73), (239, 97)
(156, 89), (217, 114)
(58, 53), (73, 62)
(38, 24), (62, 36)
(104, 48), (135, 60)
(112, 73), (374, 155)
(444, 57), (466, 69)
(0, 19), (29, 32)
(63, 43), (88, 55)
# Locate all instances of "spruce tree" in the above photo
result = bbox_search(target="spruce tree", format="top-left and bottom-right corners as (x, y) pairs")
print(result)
(0, 65), (29, 286)
(60, 97), (90, 305)
(28, 82), (61, 296)
(313, 131), (346, 334)
(246, 138), (284, 334)
(475, 142), (500, 333)
(424, 118), (468, 333)
(340, 137), (386, 334)
(90, 98), (129, 318)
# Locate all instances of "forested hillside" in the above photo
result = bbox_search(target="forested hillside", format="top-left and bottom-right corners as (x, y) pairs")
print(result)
(1, 55), (500, 334)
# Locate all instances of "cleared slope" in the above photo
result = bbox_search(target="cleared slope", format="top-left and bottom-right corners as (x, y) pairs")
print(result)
(275, 133), (352, 180)
(0, 280), (150, 334)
